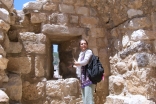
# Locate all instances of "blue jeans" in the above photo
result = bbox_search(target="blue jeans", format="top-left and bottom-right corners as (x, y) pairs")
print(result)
(81, 84), (95, 104)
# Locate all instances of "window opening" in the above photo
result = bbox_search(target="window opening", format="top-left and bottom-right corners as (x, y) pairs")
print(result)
(53, 44), (62, 78)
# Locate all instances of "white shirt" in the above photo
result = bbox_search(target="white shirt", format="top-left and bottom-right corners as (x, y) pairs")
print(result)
(74, 49), (93, 78)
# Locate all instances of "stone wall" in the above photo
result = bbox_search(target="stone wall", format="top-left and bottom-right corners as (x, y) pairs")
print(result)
(0, 0), (108, 104)
(0, 0), (155, 104)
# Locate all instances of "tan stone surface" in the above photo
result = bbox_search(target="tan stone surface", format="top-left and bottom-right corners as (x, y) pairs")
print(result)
(3, 74), (22, 101)
(7, 57), (31, 74)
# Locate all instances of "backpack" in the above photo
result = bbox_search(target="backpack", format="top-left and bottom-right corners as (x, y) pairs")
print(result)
(85, 52), (104, 84)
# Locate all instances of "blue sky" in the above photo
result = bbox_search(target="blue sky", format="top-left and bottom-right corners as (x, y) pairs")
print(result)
(14, 0), (36, 10)
(14, 0), (58, 52)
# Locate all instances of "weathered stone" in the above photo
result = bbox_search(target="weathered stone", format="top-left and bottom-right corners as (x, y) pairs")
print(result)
(116, 62), (128, 74)
(0, 90), (9, 103)
(90, 8), (97, 16)
(19, 32), (46, 43)
(151, 12), (156, 31)
(59, 4), (75, 14)
(0, 20), (10, 31)
(31, 13), (47, 23)
(57, 13), (69, 25)
(0, 45), (6, 57)
(43, 2), (57, 11)
(35, 56), (45, 77)
(1, 0), (13, 10)
(122, 35), (129, 48)
(22, 82), (45, 100)
(42, 24), (85, 36)
(96, 38), (106, 48)
(23, 1), (43, 12)
(131, 29), (156, 41)
(0, 8), (10, 23)
(105, 95), (155, 104)
(7, 57), (31, 74)
(52, 0), (61, 3)
(24, 42), (46, 54)
(49, 13), (58, 23)
(135, 53), (148, 67)
(80, 16), (98, 27)
(0, 56), (8, 70)
(0, 30), (4, 42)
(109, 76), (124, 95)
(75, 0), (85, 6)
(70, 15), (78, 23)
(6, 42), (22, 53)
(76, 7), (89, 16)
(46, 78), (79, 99)
(3, 74), (22, 101)
(46, 80), (63, 98)
(88, 37), (97, 47)
(127, 9), (143, 18)
(126, 17), (151, 29)
(63, 0), (75, 4)
(120, 41), (152, 59)
(128, 0), (143, 9)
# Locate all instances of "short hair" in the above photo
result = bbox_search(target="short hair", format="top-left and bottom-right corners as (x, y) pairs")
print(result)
(79, 39), (88, 46)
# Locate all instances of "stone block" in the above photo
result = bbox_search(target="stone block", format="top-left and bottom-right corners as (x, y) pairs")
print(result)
(89, 28), (105, 38)
(3, 74), (22, 101)
(80, 16), (98, 28)
(0, 90), (9, 103)
(1, 0), (13, 10)
(70, 15), (78, 23)
(7, 57), (31, 74)
(63, 0), (75, 4)
(109, 76), (124, 95)
(42, 24), (85, 36)
(116, 62), (128, 74)
(59, 4), (75, 14)
(23, 1), (43, 11)
(126, 17), (151, 30)
(46, 80), (63, 98)
(35, 56), (45, 77)
(90, 8), (97, 16)
(24, 42), (46, 54)
(22, 82), (45, 100)
(75, 0), (85, 6)
(76, 7), (89, 16)
(57, 13), (69, 25)
(63, 78), (79, 96)
(105, 95), (155, 104)
(151, 12), (156, 31)
(52, 0), (61, 3)
(0, 8), (10, 23)
(0, 56), (8, 70)
(6, 42), (22, 53)
(96, 38), (106, 48)
(88, 37), (97, 47)
(127, 9), (143, 18)
(0, 20), (10, 31)
(31, 13), (47, 23)
(49, 13), (58, 23)
(43, 2), (57, 11)
(19, 32), (46, 43)
(135, 53), (148, 67)
(131, 29), (156, 41)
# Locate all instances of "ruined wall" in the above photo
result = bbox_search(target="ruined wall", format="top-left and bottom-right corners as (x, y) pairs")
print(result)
(0, 0), (108, 104)
(0, 0), (156, 104)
